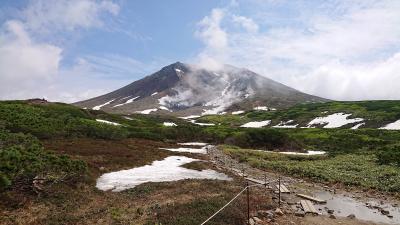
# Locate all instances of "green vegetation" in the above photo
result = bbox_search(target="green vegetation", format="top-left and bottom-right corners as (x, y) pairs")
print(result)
(0, 128), (86, 189)
(198, 100), (400, 128)
(224, 146), (400, 192)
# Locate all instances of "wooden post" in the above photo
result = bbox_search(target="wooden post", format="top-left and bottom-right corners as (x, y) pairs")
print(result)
(247, 181), (250, 225)
(278, 177), (281, 208)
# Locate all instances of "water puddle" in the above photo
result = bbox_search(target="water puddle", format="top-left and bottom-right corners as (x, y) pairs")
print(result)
(313, 190), (400, 224)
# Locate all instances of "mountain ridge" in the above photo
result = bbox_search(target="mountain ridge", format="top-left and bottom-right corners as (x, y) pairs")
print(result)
(74, 62), (327, 115)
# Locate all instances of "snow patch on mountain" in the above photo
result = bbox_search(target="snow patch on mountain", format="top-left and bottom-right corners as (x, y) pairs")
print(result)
(232, 110), (245, 115)
(240, 120), (271, 128)
(380, 120), (400, 130)
(307, 113), (364, 128)
(92, 99), (115, 110)
(113, 96), (140, 108)
(136, 108), (158, 114)
(163, 122), (177, 127)
(96, 119), (121, 126)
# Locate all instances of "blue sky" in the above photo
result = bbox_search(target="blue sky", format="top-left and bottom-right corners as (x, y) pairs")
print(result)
(1, 0), (400, 102)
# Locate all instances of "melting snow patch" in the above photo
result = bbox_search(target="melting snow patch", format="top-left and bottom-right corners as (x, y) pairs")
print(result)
(351, 123), (365, 129)
(307, 113), (364, 128)
(96, 156), (231, 192)
(254, 106), (270, 111)
(255, 150), (326, 156)
(175, 68), (183, 73)
(136, 108), (158, 114)
(273, 120), (298, 128)
(380, 120), (400, 130)
(191, 121), (215, 126)
(159, 145), (211, 154)
(113, 96), (140, 108)
(179, 115), (200, 120)
(159, 106), (171, 111)
(163, 122), (177, 127)
(178, 142), (208, 146)
(232, 110), (245, 115)
(241, 120), (271, 128)
(151, 92), (158, 96)
(92, 99), (115, 110)
(96, 119), (121, 126)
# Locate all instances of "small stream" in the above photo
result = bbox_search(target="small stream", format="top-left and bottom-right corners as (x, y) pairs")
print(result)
(313, 190), (400, 224)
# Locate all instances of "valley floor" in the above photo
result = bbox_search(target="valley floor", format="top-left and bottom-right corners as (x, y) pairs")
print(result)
(1, 138), (398, 225)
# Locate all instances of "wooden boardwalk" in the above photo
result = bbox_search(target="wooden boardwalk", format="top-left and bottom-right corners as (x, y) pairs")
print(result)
(276, 184), (290, 193)
(300, 200), (318, 214)
(296, 194), (327, 203)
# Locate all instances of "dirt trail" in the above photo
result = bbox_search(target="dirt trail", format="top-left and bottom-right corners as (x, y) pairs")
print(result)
(207, 145), (400, 225)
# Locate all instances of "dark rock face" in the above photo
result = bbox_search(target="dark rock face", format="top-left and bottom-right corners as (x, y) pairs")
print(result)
(74, 62), (326, 116)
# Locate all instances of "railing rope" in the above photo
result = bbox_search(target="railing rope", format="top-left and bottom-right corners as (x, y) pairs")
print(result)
(200, 183), (264, 225)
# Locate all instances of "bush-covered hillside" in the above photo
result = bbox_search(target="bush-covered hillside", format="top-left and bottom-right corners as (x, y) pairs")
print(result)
(198, 100), (400, 128)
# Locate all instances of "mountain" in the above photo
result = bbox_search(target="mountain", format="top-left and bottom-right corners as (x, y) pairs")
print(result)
(74, 62), (327, 116)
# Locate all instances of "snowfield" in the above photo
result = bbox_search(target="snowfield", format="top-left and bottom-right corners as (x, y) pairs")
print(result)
(178, 142), (208, 146)
(95, 119), (121, 126)
(307, 113), (364, 128)
(163, 122), (177, 127)
(240, 120), (271, 128)
(159, 145), (210, 154)
(136, 108), (158, 114)
(151, 92), (158, 96)
(96, 156), (231, 192)
(273, 120), (298, 128)
(232, 110), (245, 115)
(92, 99), (115, 110)
(380, 119), (400, 130)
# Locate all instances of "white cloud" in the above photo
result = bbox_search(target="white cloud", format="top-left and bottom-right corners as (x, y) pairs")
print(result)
(232, 15), (258, 32)
(0, 0), (139, 103)
(22, 0), (119, 33)
(194, 0), (400, 100)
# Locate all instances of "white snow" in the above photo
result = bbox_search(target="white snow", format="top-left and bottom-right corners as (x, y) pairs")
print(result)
(351, 122), (365, 129)
(123, 116), (133, 120)
(240, 120), (271, 128)
(254, 106), (270, 111)
(96, 119), (121, 126)
(191, 120), (215, 126)
(178, 142), (208, 146)
(163, 122), (177, 127)
(92, 99), (115, 110)
(175, 68), (183, 73)
(380, 119), (400, 130)
(307, 113), (364, 128)
(232, 110), (245, 115)
(273, 120), (298, 128)
(159, 106), (171, 111)
(159, 145), (210, 154)
(179, 115), (201, 120)
(96, 156), (231, 192)
(255, 150), (326, 156)
(136, 108), (158, 114)
(113, 96), (140, 108)
(244, 93), (250, 98)
(151, 92), (158, 96)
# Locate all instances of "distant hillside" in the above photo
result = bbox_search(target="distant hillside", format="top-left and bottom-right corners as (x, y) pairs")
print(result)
(197, 100), (400, 130)
(74, 62), (326, 116)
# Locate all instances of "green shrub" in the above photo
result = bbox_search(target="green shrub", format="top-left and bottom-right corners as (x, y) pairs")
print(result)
(377, 146), (400, 166)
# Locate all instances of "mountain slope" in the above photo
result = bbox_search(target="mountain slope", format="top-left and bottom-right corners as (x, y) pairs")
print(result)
(74, 62), (326, 116)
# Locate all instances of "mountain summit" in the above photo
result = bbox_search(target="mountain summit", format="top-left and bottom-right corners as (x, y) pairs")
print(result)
(74, 62), (326, 116)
